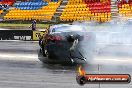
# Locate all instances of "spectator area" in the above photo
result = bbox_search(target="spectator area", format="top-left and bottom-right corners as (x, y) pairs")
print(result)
(15, 1), (48, 10)
(4, 1), (61, 21)
(0, 4), (9, 10)
(60, 0), (111, 22)
(0, 0), (15, 6)
(118, 0), (132, 18)
(2, 0), (113, 22)
(0, 10), (3, 14)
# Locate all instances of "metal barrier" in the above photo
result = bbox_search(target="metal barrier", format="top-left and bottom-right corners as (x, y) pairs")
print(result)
(32, 31), (46, 40)
(0, 30), (46, 41)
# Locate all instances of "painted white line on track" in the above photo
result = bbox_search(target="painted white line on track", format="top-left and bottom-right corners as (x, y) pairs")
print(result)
(0, 53), (39, 61)
(94, 56), (132, 64)
(97, 43), (132, 45)
(0, 40), (38, 43)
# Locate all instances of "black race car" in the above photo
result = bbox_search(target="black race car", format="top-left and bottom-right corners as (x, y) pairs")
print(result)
(38, 24), (95, 65)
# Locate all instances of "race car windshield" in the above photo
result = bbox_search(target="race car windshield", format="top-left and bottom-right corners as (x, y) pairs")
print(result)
(52, 26), (83, 32)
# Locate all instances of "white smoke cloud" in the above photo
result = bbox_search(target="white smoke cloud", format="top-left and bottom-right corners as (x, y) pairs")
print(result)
(72, 19), (132, 63)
